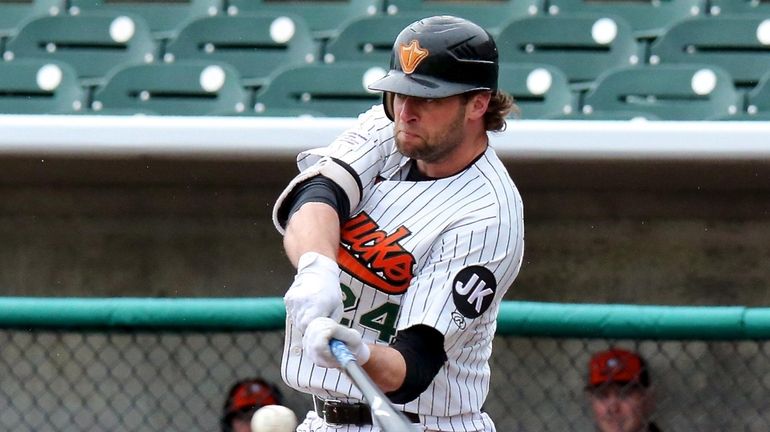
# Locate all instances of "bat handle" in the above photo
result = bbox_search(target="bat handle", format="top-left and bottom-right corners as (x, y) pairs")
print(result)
(329, 338), (356, 366)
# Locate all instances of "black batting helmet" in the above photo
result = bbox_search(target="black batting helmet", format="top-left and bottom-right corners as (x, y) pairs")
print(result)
(368, 15), (499, 120)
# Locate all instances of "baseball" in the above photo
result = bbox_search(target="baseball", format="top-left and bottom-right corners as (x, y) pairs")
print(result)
(250, 404), (298, 432)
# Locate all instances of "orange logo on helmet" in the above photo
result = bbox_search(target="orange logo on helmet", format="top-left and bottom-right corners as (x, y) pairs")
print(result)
(399, 40), (429, 74)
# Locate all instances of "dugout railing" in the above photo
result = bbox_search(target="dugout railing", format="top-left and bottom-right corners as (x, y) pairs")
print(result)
(0, 297), (769, 431)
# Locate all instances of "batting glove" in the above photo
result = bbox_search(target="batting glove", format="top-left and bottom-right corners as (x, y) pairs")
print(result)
(303, 317), (371, 368)
(284, 252), (344, 334)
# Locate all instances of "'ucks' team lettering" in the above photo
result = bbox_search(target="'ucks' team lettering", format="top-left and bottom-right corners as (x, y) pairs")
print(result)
(274, 104), (524, 431)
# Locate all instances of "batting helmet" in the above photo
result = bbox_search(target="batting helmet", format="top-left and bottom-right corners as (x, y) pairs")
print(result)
(368, 15), (499, 120)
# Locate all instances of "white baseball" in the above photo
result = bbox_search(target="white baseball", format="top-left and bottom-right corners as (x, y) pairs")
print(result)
(250, 404), (298, 432)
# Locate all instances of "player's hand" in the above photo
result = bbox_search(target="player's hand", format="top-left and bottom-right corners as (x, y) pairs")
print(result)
(303, 317), (370, 368)
(284, 252), (344, 334)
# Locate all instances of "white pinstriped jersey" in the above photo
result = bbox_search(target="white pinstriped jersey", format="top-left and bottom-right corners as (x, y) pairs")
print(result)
(276, 104), (524, 432)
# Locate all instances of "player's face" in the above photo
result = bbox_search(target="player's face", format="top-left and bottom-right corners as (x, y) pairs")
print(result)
(589, 384), (653, 432)
(392, 93), (468, 164)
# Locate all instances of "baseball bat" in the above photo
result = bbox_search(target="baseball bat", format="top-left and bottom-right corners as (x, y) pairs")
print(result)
(329, 339), (418, 432)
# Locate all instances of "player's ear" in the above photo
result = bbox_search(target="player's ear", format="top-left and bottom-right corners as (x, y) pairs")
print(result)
(466, 91), (491, 121)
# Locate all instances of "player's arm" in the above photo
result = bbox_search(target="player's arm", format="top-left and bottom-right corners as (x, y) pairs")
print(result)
(306, 319), (447, 403)
(276, 174), (352, 333)
(278, 171), (353, 265)
(373, 325), (447, 403)
(283, 202), (340, 266)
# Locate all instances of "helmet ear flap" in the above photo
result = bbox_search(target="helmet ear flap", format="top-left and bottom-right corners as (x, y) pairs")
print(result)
(382, 92), (395, 121)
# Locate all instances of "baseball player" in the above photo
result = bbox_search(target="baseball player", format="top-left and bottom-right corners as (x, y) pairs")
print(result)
(272, 15), (524, 432)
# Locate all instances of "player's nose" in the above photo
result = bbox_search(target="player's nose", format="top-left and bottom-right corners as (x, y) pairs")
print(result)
(396, 95), (419, 122)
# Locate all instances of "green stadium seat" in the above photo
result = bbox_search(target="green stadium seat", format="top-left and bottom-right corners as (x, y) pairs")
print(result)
(745, 70), (770, 117)
(252, 108), (327, 118)
(546, 0), (705, 39)
(649, 16), (770, 88)
(324, 14), (424, 65)
(497, 15), (642, 90)
(91, 61), (249, 115)
(554, 110), (662, 120)
(254, 63), (387, 117)
(225, 0), (381, 40)
(582, 64), (741, 120)
(67, 0), (222, 40)
(498, 63), (575, 119)
(164, 13), (316, 88)
(4, 12), (157, 86)
(707, 0), (770, 16)
(0, 0), (64, 38)
(0, 59), (85, 114)
(384, 0), (540, 34)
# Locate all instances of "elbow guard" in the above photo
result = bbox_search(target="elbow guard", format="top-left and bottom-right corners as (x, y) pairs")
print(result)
(272, 156), (362, 234)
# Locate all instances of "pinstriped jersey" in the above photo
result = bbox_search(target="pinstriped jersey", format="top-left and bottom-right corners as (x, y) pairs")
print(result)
(277, 104), (524, 432)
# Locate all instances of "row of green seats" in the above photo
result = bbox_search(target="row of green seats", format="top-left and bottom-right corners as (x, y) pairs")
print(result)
(4, 11), (770, 93)
(3, 57), (769, 120)
(5, 0), (769, 43)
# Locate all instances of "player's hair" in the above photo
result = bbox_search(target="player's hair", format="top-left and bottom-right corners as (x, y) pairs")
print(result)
(463, 90), (518, 132)
(485, 90), (518, 132)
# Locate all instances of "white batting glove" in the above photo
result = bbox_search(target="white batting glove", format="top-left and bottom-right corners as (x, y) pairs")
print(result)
(303, 317), (371, 368)
(284, 252), (344, 334)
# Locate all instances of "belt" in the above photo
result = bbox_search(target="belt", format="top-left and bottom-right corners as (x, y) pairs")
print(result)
(313, 396), (420, 426)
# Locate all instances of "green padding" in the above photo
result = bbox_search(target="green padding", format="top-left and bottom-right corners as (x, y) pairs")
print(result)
(0, 297), (286, 331)
(497, 302), (770, 340)
(2, 297), (770, 339)
(744, 309), (770, 339)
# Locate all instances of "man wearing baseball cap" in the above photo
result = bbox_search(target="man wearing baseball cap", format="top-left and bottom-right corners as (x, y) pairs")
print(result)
(586, 348), (662, 432)
(221, 377), (286, 432)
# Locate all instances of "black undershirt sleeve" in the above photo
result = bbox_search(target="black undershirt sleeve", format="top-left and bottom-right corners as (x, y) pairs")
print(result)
(276, 175), (351, 227)
(386, 325), (448, 404)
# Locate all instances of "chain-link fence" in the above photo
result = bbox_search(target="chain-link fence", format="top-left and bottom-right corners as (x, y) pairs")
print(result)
(1, 299), (769, 431)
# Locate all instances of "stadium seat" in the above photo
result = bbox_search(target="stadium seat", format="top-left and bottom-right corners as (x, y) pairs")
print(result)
(0, 59), (85, 114)
(67, 0), (222, 40)
(91, 61), (249, 115)
(708, 0), (770, 16)
(546, 0), (705, 39)
(745, 70), (770, 117)
(582, 64), (740, 120)
(4, 12), (157, 86)
(553, 109), (662, 120)
(498, 64), (575, 119)
(649, 16), (770, 88)
(164, 13), (316, 88)
(252, 108), (327, 118)
(384, 0), (540, 34)
(0, 0), (63, 38)
(324, 14), (424, 65)
(225, 0), (381, 40)
(497, 15), (642, 90)
(254, 63), (387, 117)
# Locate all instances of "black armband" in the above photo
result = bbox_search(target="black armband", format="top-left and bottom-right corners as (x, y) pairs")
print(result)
(386, 325), (448, 404)
(277, 175), (351, 227)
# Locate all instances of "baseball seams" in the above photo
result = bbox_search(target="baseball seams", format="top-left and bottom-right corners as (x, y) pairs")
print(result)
(278, 105), (524, 432)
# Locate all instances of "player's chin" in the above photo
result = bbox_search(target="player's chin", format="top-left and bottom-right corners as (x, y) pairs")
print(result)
(395, 133), (425, 155)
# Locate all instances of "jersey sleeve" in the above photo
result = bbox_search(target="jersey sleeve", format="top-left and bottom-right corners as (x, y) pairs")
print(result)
(272, 105), (397, 234)
(396, 190), (525, 352)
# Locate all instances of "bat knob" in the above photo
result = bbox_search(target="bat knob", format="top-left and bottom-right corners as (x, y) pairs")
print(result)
(329, 338), (356, 365)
